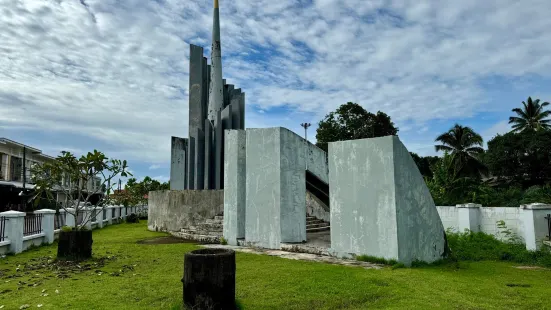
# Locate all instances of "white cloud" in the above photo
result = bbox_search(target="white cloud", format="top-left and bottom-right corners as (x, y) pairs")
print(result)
(1, 0), (551, 163)
(149, 164), (161, 170)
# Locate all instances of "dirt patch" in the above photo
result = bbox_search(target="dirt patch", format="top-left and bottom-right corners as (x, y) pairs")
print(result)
(137, 236), (197, 245)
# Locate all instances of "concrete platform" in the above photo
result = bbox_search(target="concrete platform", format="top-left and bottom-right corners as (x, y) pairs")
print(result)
(202, 243), (382, 269)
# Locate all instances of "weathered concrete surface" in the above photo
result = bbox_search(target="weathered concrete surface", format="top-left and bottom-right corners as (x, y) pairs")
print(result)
(306, 191), (330, 223)
(223, 130), (246, 245)
(202, 244), (383, 270)
(306, 142), (329, 184)
(245, 128), (282, 249)
(170, 137), (187, 190)
(329, 136), (446, 266)
(148, 190), (223, 233)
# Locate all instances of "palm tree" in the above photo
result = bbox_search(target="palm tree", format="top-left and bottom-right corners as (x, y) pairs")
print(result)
(509, 97), (551, 132)
(434, 124), (488, 178)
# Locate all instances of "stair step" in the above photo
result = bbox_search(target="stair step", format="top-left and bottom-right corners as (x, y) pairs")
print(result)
(196, 222), (223, 231)
(306, 219), (324, 225)
(214, 215), (224, 221)
(306, 222), (329, 229)
(181, 229), (222, 236)
(173, 232), (220, 244)
(306, 226), (330, 233)
(205, 218), (223, 224)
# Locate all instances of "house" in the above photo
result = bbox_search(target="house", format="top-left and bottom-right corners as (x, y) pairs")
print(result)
(0, 138), (103, 211)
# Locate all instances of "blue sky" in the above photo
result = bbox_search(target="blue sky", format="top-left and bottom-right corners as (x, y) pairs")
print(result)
(1, 0), (551, 185)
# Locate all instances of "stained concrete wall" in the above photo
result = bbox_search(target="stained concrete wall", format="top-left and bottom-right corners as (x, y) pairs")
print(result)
(329, 136), (446, 265)
(147, 190), (223, 233)
(170, 137), (187, 190)
(306, 142), (329, 184)
(223, 130), (246, 245)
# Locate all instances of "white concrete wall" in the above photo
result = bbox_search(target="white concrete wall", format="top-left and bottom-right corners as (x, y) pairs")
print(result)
(435, 206), (458, 231)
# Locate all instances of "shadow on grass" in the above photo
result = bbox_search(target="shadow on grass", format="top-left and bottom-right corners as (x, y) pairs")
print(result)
(170, 299), (243, 310)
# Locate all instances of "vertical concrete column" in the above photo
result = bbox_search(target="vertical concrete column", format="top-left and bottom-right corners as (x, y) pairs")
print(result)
(82, 207), (93, 230)
(34, 209), (56, 244)
(521, 203), (551, 250)
(65, 208), (76, 228)
(223, 130), (246, 245)
(457, 203), (481, 232)
(95, 207), (104, 228)
(0, 211), (25, 254)
(121, 206), (127, 220)
(170, 137), (188, 190)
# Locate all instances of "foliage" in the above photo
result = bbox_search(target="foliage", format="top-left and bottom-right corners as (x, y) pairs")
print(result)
(31, 150), (131, 230)
(485, 130), (551, 186)
(219, 237), (228, 245)
(315, 102), (398, 152)
(434, 124), (488, 178)
(446, 228), (551, 267)
(356, 255), (398, 266)
(115, 176), (169, 206)
(410, 152), (439, 178)
(508, 96), (551, 132)
(126, 213), (139, 224)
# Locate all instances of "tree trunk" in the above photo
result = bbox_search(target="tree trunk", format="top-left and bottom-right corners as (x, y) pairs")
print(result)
(182, 248), (236, 310)
(57, 230), (93, 261)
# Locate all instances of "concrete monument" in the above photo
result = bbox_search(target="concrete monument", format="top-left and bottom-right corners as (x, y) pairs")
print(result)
(170, 0), (245, 191)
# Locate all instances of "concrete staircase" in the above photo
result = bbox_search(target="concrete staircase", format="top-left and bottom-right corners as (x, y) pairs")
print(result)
(174, 215), (223, 244)
(173, 214), (329, 243)
(307, 215), (330, 233)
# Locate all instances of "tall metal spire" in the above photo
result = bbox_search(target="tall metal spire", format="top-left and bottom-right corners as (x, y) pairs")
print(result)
(208, 0), (223, 122)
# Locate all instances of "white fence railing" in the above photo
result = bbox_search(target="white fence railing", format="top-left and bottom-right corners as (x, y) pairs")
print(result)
(0, 205), (148, 255)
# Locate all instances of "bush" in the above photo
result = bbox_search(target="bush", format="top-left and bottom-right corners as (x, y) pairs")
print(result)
(446, 229), (551, 267)
(126, 213), (139, 224)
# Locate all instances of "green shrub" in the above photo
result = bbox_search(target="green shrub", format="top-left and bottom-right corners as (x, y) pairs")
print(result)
(219, 237), (228, 245)
(356, 255), (398, 266)
(61, 225), (73, 232)
(126, 213), (139, 224)
(446, 228), (551, 267)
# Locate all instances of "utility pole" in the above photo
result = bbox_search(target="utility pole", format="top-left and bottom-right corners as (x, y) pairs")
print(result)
(300, 123), (311, 170)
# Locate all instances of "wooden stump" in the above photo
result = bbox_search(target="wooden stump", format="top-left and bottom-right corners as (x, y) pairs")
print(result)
(57, 230), (93, 261)
(183, 248), (236, 310)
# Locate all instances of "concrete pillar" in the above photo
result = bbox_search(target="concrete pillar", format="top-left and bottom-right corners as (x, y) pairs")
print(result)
(82, 207), (92, 230)
(223, 130), (246, 245)
(457, 203), (481, 232)
(215, 109), (223, 189)
(95, 207), (104, 228)
(65, 208), (76, 228)
(204, 119), (213, 189)
(0, 211), (25, 254)
(521, 203), (551, 250)
(34, 209), (56, 244)
(170, 137), (188, 190)
(106, 206), (113, 225)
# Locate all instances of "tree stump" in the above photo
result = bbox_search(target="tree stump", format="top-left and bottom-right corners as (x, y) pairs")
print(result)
(57, 230), (93, 261)
(183, 248), (236, 310)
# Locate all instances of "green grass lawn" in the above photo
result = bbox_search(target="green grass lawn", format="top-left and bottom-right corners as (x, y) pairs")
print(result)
(1, 223), (550, 310)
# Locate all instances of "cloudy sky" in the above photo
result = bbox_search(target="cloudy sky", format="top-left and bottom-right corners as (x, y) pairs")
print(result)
(2, 0), (551, 184)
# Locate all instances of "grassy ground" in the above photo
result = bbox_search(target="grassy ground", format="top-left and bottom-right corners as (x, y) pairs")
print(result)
(1, 223), (550, 310)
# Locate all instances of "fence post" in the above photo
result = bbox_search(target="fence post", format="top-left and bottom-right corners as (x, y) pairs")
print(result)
(0, 211), (25, 254)
(34, 209), (56, 244)
(106, 205), (113, 225)
(120, 205), (126, 220)
(457, 203), (481, 232)
(95, 207), (104, 228)
(65, 207), (76, 228)
(520, 203), (551, 250)
(82, 207), (93, 230)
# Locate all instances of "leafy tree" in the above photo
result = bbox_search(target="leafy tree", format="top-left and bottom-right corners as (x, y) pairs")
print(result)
(434, 124), (487, 178)
(508, 97), (551, 132)
(31, 150), (130, 230)
(121, 176), (169, 206)
(485, 130), (551, 186)
(315, 102), (398, 152)
(410, 152), (439, 178)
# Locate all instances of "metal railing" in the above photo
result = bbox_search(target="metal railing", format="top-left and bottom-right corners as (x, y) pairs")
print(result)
(111, 208), (116, 218)
(23, 214), (43, 236)
(0, 217), (6, 242)
(91, 210), (97, 223)
(103, 209), (107, 221)
(54, 212), (65, 230)
(546, 214), (550, 241)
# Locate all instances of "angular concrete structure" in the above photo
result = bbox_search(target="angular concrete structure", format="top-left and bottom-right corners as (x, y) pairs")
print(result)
(328, 136), (446, 265)
(223, 130), (246, 245)
(170, 137), (188, 190)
